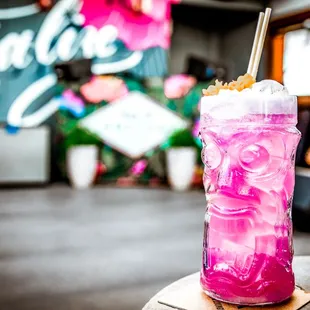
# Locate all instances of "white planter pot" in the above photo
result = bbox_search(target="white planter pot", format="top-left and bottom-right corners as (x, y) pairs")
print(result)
(166, 147), (197, 192)
(66, 145), (98, 189)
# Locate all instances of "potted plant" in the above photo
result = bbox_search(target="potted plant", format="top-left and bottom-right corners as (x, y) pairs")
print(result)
(166, 128), (199, 191)
(64, 126), (102, 189)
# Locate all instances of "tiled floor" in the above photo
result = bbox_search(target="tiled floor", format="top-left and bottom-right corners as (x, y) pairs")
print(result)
(0, 186), (309, 310)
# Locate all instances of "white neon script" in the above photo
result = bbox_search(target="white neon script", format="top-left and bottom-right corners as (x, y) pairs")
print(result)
(1, 0), (143, 127)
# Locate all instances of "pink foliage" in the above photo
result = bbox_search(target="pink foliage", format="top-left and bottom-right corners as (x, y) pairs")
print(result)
(80, 76), (128, 103)
(80, 0), (180, 50)
(192, 119), (200, 138)
(130, 159), (148, 176)
(63, 89), (84, 107)
(164, 74), (197, 99)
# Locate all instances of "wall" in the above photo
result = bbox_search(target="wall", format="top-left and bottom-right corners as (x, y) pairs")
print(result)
(169, 23), (221, 74)
(271, 0), (310, 18)
(0, 0), (172, 183)
(169, 4), (265, 80)
(170, 20), (266, 83)
(0, 11), (52, 123)
(222, 21), (266, 81)
(0, 0), (170, 125)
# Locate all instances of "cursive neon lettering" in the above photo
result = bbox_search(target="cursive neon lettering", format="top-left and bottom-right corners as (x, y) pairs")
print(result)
(0, 33), (23, 71)
(80, 26), (97, 59)
(12, 30), (34, 70)
(7, 74), (58, 127)
(34, 0), (74, 65)
(1, 0), (144, 127)
(95, 25), (118, 58)
(56, 27), (80, 62)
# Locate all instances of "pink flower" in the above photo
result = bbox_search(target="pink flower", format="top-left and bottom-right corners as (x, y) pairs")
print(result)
(197, 99), (201, 112)
(80, 76), (128, 103)
(96, 162), (107, 176)
(164, 74), (197, 99)
(149, 177), (161, 187)
(117, 176), (136, 187)
(130, 159), (148, 176)
(192, 120), (200, 137)
(60, 90), (85, 117)
(80, 0), (180, 50)
(63, 89), (84, 106)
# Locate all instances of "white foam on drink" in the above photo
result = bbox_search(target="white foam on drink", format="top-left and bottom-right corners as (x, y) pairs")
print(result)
(200, 80), (297, 119)
(251, 80), (289, 96)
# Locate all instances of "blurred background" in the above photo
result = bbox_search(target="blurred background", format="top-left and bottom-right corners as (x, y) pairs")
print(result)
(0, 0), (309, 309)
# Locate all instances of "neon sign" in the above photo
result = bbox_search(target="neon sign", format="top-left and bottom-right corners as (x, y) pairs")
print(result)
(0, 0), (145, 128)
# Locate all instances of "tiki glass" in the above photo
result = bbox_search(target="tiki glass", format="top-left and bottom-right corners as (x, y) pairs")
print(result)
(199, 91), (300, 305)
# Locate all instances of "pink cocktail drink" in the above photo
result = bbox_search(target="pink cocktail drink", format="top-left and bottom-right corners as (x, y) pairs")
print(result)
(200, 82), (301, 305)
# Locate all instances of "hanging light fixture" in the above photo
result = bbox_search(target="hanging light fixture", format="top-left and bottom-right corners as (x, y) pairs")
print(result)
(130, 0), (154, 16)
(305, 147), (310, 166)
(130, 0), (143, 12)
(37, 0), (55, 11)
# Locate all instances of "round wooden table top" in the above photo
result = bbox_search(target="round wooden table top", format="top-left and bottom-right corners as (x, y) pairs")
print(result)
(142, 256), (310, 310)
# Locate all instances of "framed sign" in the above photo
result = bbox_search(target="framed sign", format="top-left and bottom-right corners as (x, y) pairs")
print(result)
(80, 92), (188, 159)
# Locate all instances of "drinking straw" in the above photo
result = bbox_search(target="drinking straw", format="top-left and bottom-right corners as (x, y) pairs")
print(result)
(251, 7), (272, 79)
(247, 12), (265, 76)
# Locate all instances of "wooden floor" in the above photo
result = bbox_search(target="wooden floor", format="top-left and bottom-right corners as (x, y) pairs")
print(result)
(0, 186), (309, 310)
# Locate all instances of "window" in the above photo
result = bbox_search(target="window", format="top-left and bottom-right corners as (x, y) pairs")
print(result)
(283, 28), (310, 96)
(269, 11), (310, 107)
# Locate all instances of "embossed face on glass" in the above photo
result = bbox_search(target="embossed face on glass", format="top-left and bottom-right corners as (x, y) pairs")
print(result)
(200, 125), (299, 198)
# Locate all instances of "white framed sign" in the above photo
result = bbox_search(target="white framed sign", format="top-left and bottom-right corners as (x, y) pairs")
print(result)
(80, 92), (188, 158)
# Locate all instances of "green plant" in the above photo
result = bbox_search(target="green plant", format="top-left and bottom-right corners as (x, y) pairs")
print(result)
(63, 126), (102, 150)
(168, 128), (197, 148)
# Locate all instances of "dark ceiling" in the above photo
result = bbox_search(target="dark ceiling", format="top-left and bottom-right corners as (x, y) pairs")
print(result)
(172, 1), (268, 32)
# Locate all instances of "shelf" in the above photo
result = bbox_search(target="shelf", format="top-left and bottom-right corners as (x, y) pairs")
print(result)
(180, 0), (263, 12)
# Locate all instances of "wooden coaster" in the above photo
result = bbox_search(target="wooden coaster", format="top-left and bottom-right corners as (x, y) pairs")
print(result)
(158, 281), (310, 310)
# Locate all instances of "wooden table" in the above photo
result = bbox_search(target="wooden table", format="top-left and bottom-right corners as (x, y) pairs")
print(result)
(143, 256), (310, 310)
